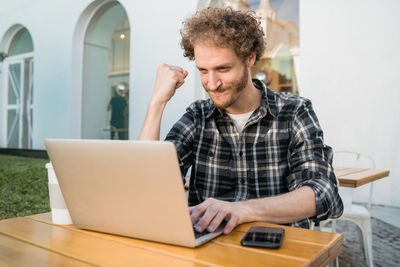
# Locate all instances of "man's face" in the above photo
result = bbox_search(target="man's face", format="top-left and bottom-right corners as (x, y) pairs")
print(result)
(194, 44), (250, 111)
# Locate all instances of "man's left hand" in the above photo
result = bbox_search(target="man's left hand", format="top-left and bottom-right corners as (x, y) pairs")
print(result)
(189, 198), (250, 234)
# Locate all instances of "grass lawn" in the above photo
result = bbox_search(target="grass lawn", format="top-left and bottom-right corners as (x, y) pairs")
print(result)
(0, 154), (50, 220)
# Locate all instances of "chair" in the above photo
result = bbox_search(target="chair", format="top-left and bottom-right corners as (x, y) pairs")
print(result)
(322, 151), (375, 267)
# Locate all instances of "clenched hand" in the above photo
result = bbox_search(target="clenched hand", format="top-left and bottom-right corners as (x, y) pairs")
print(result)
(151, 64), (188, 105)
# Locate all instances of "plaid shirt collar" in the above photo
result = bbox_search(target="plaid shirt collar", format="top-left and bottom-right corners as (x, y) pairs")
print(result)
(204, 79), (278, 120)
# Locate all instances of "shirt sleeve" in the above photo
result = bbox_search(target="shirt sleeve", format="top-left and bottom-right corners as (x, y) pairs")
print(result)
(164, 108), (196, 178)
(286, 98), (343, 223)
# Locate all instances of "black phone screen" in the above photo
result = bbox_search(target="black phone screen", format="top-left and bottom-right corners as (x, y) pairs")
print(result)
(240, 226), (284, 248)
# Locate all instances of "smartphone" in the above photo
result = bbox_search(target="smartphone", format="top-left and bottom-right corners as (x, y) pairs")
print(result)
(240, 226), (285, 249)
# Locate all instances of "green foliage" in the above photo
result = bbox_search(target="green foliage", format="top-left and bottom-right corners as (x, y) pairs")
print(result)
(0, 154), (50, 220)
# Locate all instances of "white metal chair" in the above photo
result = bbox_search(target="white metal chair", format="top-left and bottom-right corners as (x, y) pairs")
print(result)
(322, 151), (375, 267)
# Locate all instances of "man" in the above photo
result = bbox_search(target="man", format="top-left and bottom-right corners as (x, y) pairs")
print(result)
(139, 7), (343, 234)
(108, 89), (127, 140)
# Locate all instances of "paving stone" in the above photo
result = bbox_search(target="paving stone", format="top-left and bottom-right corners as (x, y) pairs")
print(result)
(335, 217), (400, 266)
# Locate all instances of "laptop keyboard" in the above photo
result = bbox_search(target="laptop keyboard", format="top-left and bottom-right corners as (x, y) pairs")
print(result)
(194, 222), (226, 239)
(194, 229), (210, 238)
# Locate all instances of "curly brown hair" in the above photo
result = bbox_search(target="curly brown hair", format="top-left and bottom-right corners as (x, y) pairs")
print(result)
(180, 7), (265, 62)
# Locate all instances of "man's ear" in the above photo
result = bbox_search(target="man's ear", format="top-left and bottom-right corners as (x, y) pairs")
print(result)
(247, 53), (256, 67)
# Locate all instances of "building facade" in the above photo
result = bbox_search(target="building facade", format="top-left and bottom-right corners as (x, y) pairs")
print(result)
(0, 0), (399, 208)
(0, 0), (201, 149)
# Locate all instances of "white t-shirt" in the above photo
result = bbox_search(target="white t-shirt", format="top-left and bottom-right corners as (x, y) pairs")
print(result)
(227, 110), (254, 134)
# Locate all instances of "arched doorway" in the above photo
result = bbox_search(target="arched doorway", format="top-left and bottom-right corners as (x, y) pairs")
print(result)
(81, 1), (130, 140)
(0, 26), (34, 148)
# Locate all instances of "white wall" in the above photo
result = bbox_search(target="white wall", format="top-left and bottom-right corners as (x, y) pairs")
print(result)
(0, 0), (94, 148)
(126, 0), (200, 140)
(68, 0), (200, 141)
(300, 0), (400, 207)
(0, 0), (201, 147)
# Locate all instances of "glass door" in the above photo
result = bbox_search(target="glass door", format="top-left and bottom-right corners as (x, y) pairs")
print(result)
(5, 56), (34, 148)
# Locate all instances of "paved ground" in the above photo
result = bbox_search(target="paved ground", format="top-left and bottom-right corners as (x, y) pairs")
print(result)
(336, 217), (400, 267)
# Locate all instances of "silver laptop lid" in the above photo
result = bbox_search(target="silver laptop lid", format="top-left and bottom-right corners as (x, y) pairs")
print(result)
(45, 139), (199, 247)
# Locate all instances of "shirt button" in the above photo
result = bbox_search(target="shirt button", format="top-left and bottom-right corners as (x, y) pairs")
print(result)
(240, 178), (245, 184)
(239, 151), (243, 157)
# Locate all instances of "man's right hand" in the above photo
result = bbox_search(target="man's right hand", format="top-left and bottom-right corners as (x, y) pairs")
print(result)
(151, 64), (188, 105)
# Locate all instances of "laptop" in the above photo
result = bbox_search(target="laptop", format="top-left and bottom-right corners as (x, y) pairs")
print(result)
(44, 139), (225, 247)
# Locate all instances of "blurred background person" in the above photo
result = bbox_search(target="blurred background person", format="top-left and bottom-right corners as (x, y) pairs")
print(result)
(107, 83), (128, 140)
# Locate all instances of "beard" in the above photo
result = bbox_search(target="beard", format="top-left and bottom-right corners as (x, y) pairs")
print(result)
(203, 65), (249, 110)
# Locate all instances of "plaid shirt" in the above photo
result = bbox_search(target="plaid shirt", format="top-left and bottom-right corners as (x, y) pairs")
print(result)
(165, 79), (343, 228)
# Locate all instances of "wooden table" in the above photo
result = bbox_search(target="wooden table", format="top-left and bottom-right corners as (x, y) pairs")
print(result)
(335, 166), (390, 188)
(334, 166), (390, 211)
(0, 213), (342, 267)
